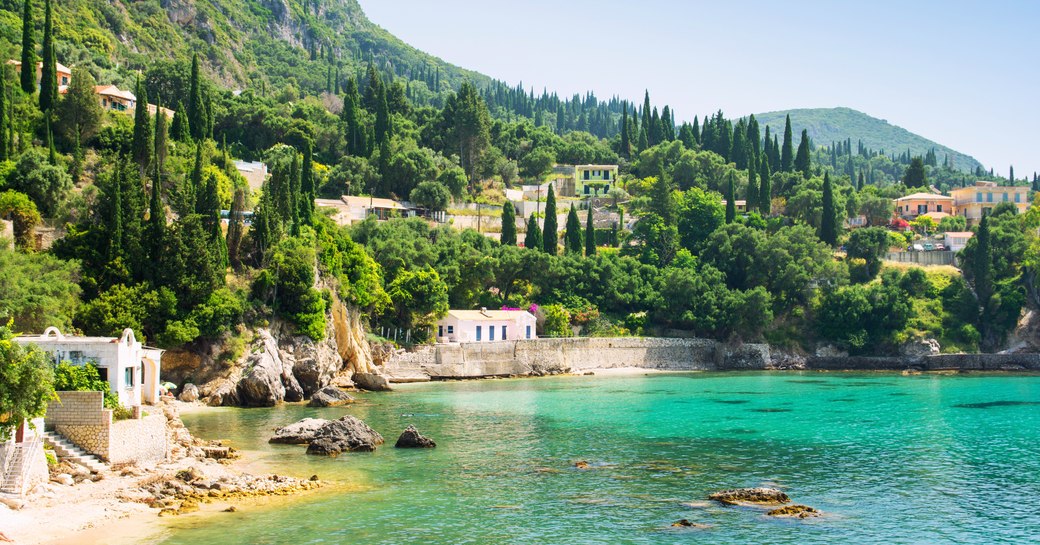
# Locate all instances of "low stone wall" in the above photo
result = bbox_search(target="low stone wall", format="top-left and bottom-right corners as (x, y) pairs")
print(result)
(383, 337), (771, 380)
(108, 414), (168, 465)
(45, 391), (168, 463)
(806, 353), (1040, 371)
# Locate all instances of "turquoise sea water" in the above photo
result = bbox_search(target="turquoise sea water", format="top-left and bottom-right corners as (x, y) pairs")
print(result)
(160, 373), (1040, 544)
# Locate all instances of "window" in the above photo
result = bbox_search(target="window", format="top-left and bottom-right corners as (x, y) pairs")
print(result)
(986, 193), (993, 203)
(438, 325), (443, 337)
(502, 325), (507, 340)
(1003, 192), (1009, 202)
(604, 171), (611, 180)
(526, 325), (532, 339)
(97, 368), (108, 382)
(937, 205), (943, 212)
(476, 326), (482, 341)
(124, 367), (134, 387)
(489, 326), (495, 341)
(583, 170), (590, 180)
(584, 186), (590, 195)
(977, 192), (982, 202)
(1016, 193), (1022, 203)
(447, 325), (454, 334)
(917, 204), (927, 214)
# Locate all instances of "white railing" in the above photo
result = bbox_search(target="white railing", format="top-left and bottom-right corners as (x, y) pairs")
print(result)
(0, 435), (42, 496)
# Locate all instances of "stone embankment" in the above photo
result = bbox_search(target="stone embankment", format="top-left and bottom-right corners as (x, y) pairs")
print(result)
(383, 337), (1040, 381)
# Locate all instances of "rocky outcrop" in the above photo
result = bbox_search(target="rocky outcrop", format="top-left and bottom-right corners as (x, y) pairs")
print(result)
(353, 372), (392, 392)
(178, 384), (199, 403)
(767, 504), (820, 518)
(900, 338), (941, 357)
(394, 425), (435, 448)
(305, 416), (384, 456)
(235, 330), (287, 407)
(307, 387), (355, 408)
(709, 487), (790, 506)
(269, 418), (330, 444)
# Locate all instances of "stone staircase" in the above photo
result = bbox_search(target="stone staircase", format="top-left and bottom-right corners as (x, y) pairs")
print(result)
(41, 432), (106, 473)
(0, 438), (38, 495)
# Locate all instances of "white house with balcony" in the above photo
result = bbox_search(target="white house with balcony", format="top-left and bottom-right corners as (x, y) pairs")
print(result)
(13, 327), (162, 407)
(436, 309), (538, 343)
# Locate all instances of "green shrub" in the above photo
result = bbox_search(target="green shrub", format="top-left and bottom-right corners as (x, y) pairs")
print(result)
(53, 362), (120, 409)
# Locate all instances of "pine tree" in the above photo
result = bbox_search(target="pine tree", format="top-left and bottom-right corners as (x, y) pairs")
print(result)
(19, 0), (34, 95)
(188, 53), (205, 141)
(820, 172), (837, 246)
(171, 101), (190, 142)
(758, 154), (771, 215)
(780, 114), (794, 172)
(500, 200), (517, 246)
(585, 202), (596, 256)
(542, 184), (558, 254)
(131, 75), (152, 172)
(565, 205), (582, 254)
(794, 129), (812, 177)
(38, 0), (56, 111)
(725, 173), (736, 223)
(524, 214), (542, 251)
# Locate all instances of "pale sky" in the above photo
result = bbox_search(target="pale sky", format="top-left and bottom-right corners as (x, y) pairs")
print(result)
(358, 0), (1039, 177)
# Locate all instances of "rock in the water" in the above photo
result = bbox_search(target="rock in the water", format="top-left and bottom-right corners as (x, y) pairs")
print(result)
(671, 519), (710, 528)
(269, 418), (330, 444)
(767, 504), (820, 518)
(574, 461), (590, 470)
(305, 416), (384, 455)
(236, 331), (287, 407)
(394, 425), (436, 448)
(353, 372), (392, 392)
(708, 487), (790, 506)
(178, 383), (200, 402)
(307, 386), (355, 408)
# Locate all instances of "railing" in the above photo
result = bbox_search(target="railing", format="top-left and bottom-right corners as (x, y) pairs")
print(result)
(0, 434), (42, 496)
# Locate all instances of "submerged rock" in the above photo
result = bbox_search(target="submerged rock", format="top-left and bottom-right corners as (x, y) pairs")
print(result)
(269, 418), (330, 444)
(305, 416), (384, 455)
(574, 461), (589, 469)
(767, 504), (821, 518)
(708, 487), (790, 506)
(394, 425), (436, 448)
(307, 386), (355, 408)
(670, 519), (710, 529)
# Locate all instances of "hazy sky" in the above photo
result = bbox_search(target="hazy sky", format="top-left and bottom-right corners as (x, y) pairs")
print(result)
(357, 0), (1039, 177)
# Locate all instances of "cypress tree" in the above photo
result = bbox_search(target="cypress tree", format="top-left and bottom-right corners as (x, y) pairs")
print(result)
(725, 173), (736, 224)
(565, 205), (582, 254)
(794, 129), (812, 177)
(637, 123), (649, 152)
(289, 152), (302, 234)
(542, 184), (558, 255)
(640, 90), (651, 139)
(19, 0), (34, 95)
(374, 84), (391, 146)
(619, 107), (631, 158)
(147, 156), (165, 280)
(226, 188), (245, 271)
(131, 75), (152, 173)
(171, 101), (190, 142)
(154, 99), (168, 168)
(758, 154), (771, 215)
(108, 166), (124, 262)
(973, 215), (993, 307)
(500, 200), (517, 246)
(38, 0), (56, 111)
(820, 172), (837, 246)
(780, 115), (794, 172)
(191, 143), (204, 213)
(46, 117), (55, 163)
(299, 141), (315, 224)
(692, 115), (700, 145)
(1009, 165), (1014, 185)
(524, 214), (542, 251)
(584, 202), (596, 256)
(342, 77), (364, 156)
(188, 53), (205, 140)
(746, 152), (758, 211)
(857, 171), (864, 191)
(0, 66), (8, 161)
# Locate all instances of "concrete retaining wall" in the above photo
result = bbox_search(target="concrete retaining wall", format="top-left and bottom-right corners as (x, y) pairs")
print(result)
(108, 414), (168, 465)
(383, 337), (771, 380)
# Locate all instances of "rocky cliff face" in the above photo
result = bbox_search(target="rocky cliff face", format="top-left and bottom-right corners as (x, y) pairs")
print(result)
(164, 294), (382, 407)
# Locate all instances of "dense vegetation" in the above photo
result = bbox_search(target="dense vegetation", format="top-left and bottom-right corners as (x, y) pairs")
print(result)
(0, 0), (1036, 362)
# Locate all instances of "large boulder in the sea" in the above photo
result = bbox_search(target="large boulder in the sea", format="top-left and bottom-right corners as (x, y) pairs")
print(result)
(353, 372), (392, 392)
(307, 386), (355, 408)
(269, 418), (330, 444)
(767, 504), (820, 518)
(236, 331), (287, 407)
(291, 338), (343, 397)
(709, 487), (790, 506)
(178, 383), (200, 402)
(394, 425), (436, 448)
(305, 416), (384, 455)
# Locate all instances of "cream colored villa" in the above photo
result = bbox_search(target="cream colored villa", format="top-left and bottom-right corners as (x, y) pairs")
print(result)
(436, 309), (538, 343)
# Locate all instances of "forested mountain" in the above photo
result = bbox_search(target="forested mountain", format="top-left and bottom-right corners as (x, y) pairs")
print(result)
(755, 108), (982, 173)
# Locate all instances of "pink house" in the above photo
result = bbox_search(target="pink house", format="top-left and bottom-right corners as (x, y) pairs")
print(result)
(436, 309), (537, 343)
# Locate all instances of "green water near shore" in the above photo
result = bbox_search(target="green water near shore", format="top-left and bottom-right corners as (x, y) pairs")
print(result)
(162, 372), (1040, 544)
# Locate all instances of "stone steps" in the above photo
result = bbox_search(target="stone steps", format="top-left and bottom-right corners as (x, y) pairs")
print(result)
(41, 432), (106, 473)
(0, 446), (30, 494)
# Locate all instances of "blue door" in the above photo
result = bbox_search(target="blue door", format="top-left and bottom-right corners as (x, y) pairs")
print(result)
(476, 326), (482, 341)
(526, 325), (532, 339)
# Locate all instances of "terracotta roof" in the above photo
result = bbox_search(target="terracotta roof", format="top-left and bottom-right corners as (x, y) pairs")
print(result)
(895, 192), (954, 201)
(95, 84), (136, 102)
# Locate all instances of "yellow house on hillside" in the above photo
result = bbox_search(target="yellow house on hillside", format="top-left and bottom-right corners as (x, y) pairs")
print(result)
(950, 181), (1030, 224)
(575, 165), (618, 197)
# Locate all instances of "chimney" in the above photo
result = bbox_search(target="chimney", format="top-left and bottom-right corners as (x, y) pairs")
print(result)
(480, 307), (489, 317)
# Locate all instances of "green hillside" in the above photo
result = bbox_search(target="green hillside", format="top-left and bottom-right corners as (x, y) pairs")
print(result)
(0, 0), (489, 96)
(754, 107), (982, 172)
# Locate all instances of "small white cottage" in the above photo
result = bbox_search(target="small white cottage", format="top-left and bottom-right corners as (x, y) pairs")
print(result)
(436, 309), (537, 343)
(14, 327), (162, 407)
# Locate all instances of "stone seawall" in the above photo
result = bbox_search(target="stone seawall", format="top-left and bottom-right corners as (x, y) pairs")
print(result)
(808, 353), (1040, 371)
(383, 338), (771, 380)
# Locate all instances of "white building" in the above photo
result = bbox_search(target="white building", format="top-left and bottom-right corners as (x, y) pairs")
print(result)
(944, 231), (974, 253)
(14, 327), (162, 407)
(436, 309), (538, 343)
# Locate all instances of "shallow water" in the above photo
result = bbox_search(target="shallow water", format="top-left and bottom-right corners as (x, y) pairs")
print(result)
(159, 372), (1040, 544)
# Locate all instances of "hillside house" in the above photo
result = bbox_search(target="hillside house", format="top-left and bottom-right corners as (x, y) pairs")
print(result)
(721, 199), (748, 214)
(7, 59), (71, 92)
(575, 165), (618, 197)
(950, 181), (1030, 224)
(894, 193), (954, 220)
(436, 309), (538, 343)
(95, 84), (136, 112)
(944, 231), (974, 253)
(13, 327), (162, 407)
